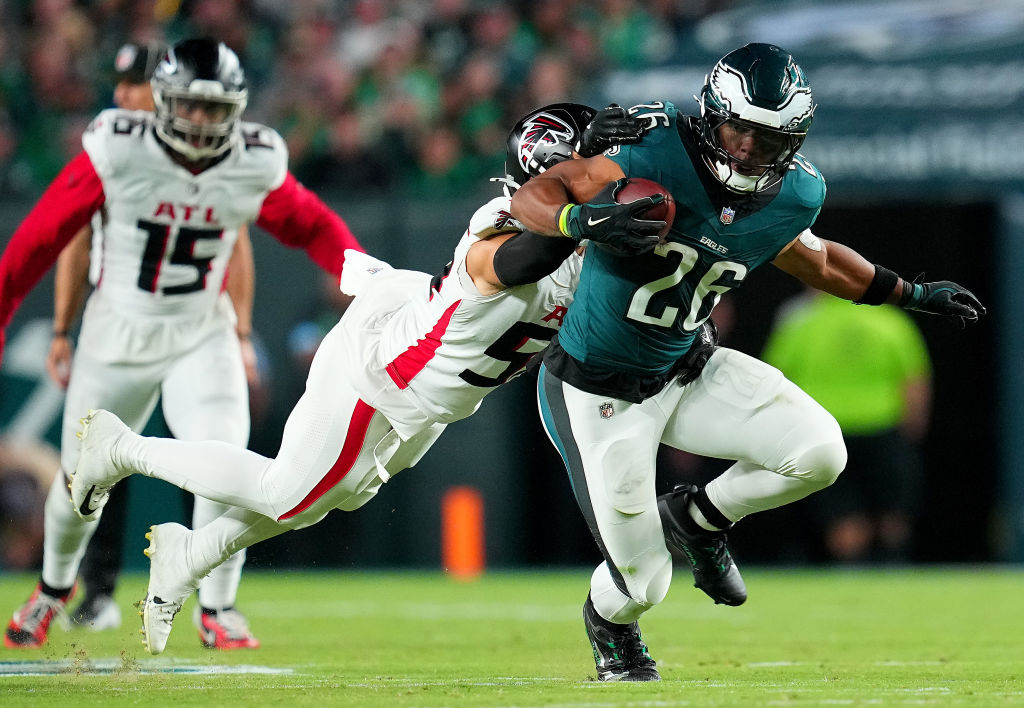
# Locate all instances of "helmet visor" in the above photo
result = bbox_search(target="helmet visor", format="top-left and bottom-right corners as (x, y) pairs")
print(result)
(714, 117), (801, 175)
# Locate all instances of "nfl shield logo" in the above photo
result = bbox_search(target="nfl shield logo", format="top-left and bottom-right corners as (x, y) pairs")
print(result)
(599, 402), (614, 419)
(720, 207), (735, 225)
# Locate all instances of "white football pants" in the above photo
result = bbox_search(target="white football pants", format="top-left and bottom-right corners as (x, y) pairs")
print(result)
(538, 347), (847, 624)
(42, 293), (249, 610)
(108, 317), (446, 582)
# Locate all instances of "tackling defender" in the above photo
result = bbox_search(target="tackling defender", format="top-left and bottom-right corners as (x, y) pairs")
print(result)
(66, 102), (656, 655)
(0, 38), (364, 649)
(510, 43), (985, 680)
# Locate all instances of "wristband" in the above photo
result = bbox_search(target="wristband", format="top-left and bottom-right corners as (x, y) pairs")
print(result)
(856, 264), (899, 306)
(53, 330), (69, 338)
(557, 204), (576, 238)
(898, 279), (922, 307)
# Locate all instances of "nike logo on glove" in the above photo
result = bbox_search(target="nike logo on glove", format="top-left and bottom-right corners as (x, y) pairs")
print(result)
(588, 216), (611, 226)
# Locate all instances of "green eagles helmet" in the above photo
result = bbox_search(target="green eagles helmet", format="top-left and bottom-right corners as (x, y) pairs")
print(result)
(695, 43), (815, 193)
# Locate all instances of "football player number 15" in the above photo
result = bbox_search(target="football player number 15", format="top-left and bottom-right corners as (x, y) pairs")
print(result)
(136, 219), (224, 295)
(626, 242), (747, 331)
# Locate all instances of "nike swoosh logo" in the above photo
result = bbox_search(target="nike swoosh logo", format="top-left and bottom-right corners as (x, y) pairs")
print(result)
(78, 484), (102, 516)
(588, 216), (611, 226)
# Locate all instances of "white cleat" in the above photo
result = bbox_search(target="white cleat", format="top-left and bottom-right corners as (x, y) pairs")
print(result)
(70, 409), (132, 521)
(140, 523), (200, 655)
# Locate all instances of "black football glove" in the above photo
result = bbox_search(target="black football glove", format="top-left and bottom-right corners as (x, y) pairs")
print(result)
(898, 274), (986, 327)
(672, 318), (718, 386)
(575, 104), (647, 158)
(558, 179), (665, 256)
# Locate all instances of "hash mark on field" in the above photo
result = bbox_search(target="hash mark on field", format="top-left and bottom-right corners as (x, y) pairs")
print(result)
(0, 659), (294, 676)
(244, 600), (743, 623)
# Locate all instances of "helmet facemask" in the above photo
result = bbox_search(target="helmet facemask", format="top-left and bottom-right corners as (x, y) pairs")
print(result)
(151, 39), (248, 162)
(695, 43), (815, 194)
(153, 83), (247, 161)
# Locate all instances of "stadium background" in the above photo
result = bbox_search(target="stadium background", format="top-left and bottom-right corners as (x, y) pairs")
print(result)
(0, 0), (1020, 573)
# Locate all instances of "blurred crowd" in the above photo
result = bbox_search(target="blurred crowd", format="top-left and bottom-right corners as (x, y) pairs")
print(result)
(0, 0), (737, 198)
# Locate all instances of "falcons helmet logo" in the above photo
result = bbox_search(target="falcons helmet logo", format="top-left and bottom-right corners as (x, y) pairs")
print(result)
(517, 112), (574, 176)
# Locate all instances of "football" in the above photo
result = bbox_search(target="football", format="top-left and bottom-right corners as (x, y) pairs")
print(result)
(614, 177), (675, 241)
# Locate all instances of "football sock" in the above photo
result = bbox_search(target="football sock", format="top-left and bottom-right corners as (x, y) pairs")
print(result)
(687, 502), (721, 532)
(686, 487), (733, 532)
(38, 579), (74, 601)
(193, 496), (245, 610)
(200, 606), (231, 615)
(42, 471), (98, 589)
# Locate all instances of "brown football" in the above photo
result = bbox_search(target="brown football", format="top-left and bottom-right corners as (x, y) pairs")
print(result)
(614, 177), (675, 241)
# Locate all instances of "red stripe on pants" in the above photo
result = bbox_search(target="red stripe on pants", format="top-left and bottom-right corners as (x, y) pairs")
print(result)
(278, 399), (376, 521)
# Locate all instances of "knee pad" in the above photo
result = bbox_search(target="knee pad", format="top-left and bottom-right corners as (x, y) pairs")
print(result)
(592, 555), (672, 624)
(792, 434), (847, 489)
(613, 555), (672, 623)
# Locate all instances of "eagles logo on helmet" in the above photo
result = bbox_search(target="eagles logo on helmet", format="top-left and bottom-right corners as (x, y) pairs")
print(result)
(695, 42), (816, 194)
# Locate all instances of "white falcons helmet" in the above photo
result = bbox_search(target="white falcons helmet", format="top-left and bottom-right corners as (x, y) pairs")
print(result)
(151, 38), (248, 161)
(696, 43), (815, 193)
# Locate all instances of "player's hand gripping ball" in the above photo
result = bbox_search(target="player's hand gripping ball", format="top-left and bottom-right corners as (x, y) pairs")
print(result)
(614, 177), (675, 243)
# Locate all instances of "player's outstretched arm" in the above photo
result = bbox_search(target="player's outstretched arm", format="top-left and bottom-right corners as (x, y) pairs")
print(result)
(575, 104), (647, 158)
(467, 231), (579, 296)
(773, 229), (986, 326)
(256, 172), (365, 279)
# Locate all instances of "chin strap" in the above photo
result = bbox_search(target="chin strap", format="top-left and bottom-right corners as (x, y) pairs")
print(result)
(489, 176), (520, 199)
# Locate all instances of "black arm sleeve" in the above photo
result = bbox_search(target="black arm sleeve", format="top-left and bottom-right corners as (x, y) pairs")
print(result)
(491, 231), (578, 286)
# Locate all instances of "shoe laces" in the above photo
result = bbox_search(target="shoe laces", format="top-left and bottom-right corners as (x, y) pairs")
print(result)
(685, 528), (732, 572)
(594, 618), (653, 670)
(13, 591), (69, 634)
(206, 609), (255, 640)
(615, 624), (654, 668)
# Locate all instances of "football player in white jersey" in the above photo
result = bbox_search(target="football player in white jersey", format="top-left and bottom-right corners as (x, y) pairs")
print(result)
(0, 38), (364, 649)
(48, 41), (262, 641)
(65, 102), (654, 655)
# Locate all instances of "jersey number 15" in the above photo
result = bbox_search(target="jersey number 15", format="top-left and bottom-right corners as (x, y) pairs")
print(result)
(136, 220), (224, 295)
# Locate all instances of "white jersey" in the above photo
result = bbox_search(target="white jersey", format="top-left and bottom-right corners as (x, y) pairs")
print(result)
(82, 108), (288, 318)
(340, 196), (582, 438)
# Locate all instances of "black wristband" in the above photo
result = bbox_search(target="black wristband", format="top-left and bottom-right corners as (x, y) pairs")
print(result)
(53, 330), (69, 338)
(856, 264), (899, 306)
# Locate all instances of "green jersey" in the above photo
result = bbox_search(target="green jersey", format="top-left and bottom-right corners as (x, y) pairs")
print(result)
(554, 101), (826, 384)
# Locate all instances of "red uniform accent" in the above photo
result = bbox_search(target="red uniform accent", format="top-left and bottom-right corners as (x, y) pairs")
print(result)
(277, 399), (377, 521)
(542, 305), (568, 326)
(0, 152), (105, 362)
(256, 172), (364, 279)
(385, 300), (461, 389)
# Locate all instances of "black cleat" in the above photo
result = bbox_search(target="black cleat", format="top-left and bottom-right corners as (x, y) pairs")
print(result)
(658, 484), (747, 606)
(582, 594), (660, 682)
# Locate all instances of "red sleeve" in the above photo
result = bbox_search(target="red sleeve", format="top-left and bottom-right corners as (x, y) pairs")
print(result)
(255, 172), (365, 278)
(0, 151), (105, 334)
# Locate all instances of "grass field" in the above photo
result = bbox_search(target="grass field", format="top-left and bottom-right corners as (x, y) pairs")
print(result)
(0, 567), (1022, 706)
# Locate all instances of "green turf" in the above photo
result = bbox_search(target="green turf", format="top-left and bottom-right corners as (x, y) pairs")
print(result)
(1, 567), (1022, 706)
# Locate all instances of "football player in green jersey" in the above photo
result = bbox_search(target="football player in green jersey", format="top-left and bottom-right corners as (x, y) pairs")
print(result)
(510, 43), (985, 681)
